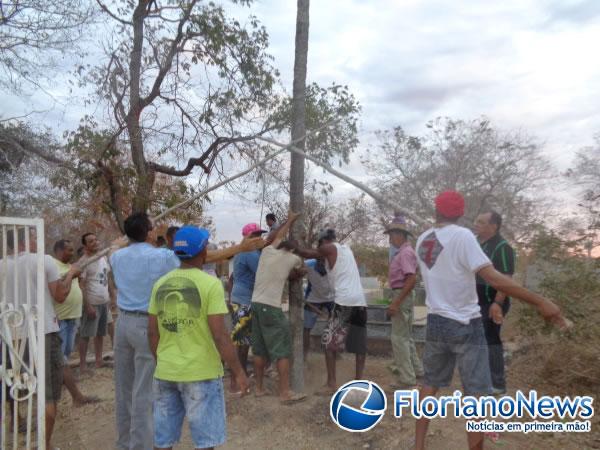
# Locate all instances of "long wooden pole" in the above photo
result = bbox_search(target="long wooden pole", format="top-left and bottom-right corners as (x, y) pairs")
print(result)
(257, 136), (430, 228)
(77, 120), (339, 269)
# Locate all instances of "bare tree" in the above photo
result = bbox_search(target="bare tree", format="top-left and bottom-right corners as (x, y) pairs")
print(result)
(363, 117), (554, 241)
(0, 0), (94, 91)
(80, 0), (281, 218)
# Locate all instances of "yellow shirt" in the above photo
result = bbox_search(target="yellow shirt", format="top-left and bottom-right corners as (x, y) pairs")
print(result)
(53, 259), (83, 320)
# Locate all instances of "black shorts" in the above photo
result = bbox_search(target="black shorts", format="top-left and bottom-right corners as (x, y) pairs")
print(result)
(45, 332), (64, 403)
(321, 305), (367, 354)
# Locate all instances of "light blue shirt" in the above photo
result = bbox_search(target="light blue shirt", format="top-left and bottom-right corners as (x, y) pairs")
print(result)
(230, 250), (260, 306)
(110, 242), (180, 311)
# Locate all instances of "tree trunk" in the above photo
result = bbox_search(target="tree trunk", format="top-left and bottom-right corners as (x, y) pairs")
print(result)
(128, 0), (152, 213)
(289, 0), (310, 392)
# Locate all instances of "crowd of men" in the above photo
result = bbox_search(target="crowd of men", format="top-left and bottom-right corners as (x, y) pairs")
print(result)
(0, 190), (568, 450)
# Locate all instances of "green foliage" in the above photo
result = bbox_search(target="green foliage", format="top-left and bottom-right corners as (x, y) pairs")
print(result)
(518, 230), (600, 341)
(351, 244), (389, 280)
(268, 82), (361, 164)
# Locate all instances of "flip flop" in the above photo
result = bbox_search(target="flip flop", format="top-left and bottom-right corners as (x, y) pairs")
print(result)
(75, 396), (102, 407)
(281, 392), (307, 405)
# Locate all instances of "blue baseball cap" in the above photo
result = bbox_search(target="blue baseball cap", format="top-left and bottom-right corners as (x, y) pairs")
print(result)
(173, 226), (210, 259)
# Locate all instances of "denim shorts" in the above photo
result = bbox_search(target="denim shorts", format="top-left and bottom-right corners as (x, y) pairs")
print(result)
(422, 314), (492, 396)
(153, 378), (226, 449)
(58, 318), (80, 360)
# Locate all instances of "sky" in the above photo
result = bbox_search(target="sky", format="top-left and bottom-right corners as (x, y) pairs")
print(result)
(4, 0), (600, 242)
(206, 0), (600, 241)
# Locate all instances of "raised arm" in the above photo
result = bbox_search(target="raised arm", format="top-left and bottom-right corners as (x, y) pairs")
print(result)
(266, 210), (301, 247)
(205, 237), (264, 263)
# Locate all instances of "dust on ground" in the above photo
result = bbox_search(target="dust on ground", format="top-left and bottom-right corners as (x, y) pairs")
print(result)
(52, 345), (600, 450)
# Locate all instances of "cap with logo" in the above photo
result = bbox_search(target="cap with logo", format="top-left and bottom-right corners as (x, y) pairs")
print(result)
(173, 226), (210, 259)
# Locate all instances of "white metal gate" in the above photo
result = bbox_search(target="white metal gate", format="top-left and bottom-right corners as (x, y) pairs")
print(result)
(0, 218), (46, 450)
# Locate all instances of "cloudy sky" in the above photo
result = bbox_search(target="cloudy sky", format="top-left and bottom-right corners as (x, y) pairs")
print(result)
(4, 0), (600, 242)
(205, 0), (600, 241)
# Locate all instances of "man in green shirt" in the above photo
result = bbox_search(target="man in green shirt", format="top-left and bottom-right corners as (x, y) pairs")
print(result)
(148, 226), (248, 450)
(53, 239), (100, 407)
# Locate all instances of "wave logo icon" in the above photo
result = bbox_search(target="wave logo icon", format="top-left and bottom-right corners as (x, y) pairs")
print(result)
(330, 380), (387, 432)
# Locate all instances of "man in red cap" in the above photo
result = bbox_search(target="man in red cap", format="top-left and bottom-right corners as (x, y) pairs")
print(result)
(414, 190), (569, 450)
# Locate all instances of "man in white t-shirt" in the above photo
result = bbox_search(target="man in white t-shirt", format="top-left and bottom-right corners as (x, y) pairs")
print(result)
(414, 191), (569, 450)
(0, 227), (78, 450)
(78, 232), (115, 372)
(293, 229), (368, 394)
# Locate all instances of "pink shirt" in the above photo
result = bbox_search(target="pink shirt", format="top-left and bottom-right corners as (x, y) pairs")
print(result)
(389, 242), (417, 289)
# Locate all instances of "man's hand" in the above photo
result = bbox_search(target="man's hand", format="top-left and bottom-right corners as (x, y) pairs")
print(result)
(287, 209), (301, 222)
(386, 302), (400, 317)
(537, 300), (571, 331)
(288, 267), (307, 281)
(111, 236), (130, 249)
(86, 305), (97, 320)
(236, 372), (250, 396)
(489, 302), (504, 325)
(66, 265), (82, 279)
(239, 237), (264, 252)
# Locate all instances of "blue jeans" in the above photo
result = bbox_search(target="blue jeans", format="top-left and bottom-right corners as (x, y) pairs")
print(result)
(153, 378), (226, 449)
(58, 318), (79, 360)
(423, 314), (492, 395)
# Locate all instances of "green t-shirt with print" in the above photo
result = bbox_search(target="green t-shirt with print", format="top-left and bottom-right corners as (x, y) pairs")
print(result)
(149, 267), (227, 382)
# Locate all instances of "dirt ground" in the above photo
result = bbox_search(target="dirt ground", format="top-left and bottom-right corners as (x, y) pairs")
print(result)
(49, 344), (600, 450)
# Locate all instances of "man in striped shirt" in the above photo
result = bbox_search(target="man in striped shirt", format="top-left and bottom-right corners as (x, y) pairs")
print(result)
(474, 211), (515, 395)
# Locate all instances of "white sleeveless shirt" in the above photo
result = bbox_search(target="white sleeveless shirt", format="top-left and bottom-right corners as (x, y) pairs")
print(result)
(326, 243), (366, 307)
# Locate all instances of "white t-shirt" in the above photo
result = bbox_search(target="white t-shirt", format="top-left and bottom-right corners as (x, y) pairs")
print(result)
(252, 246), (302, 308)
(416, 224), (491, 324)
(0, 253), (60, 335)
(326, 243), (366, 307)
(80, 255), (111, 305)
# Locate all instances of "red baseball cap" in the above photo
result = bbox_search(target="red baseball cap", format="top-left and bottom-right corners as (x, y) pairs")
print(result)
(435, 191), (465, 219)
(242, 223), (267, 237)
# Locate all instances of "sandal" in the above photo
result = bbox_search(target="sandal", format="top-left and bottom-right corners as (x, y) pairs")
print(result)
(281, 392), (307, 405)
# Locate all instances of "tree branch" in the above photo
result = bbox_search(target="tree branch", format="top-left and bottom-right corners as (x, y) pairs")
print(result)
(96, 0), (133, 25)
(148, 128), (278, 177)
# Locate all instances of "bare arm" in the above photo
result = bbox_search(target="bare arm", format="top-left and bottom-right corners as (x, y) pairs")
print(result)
(208, 314), (249, 394)
(108, 272), (117, 305)
(148, 314), (160, 360)
(48, 267), (79, 303)
(266, 211), (300, 247)
(391, 274), (417, 306)
(205, 237), (264, 263)
(294, 243), (337, 269)
(478, 265), (568, 328)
